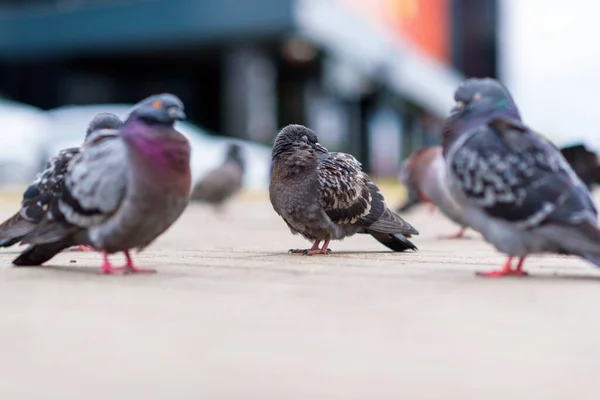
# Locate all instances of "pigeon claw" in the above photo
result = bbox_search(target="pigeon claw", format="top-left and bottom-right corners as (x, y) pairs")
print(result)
(301, 248), (332, 256)
(289, 248), (308, 254)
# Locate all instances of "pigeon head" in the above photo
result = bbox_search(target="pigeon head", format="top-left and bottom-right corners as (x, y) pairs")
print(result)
(441, 78), (521, 153)
(85, 113), (123, 137)
(272, 124), (327, 161)
(128, 93), (186, 125)
(451, 78), (520, 118)
(225, 143), (245, 169)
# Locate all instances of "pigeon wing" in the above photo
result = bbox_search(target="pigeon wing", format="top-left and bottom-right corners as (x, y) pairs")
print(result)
(316, 152), (373, 225)
(22, 130), (128, 244)
(451, 116), (597, 230)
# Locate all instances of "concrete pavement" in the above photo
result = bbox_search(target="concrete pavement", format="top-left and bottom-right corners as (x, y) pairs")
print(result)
(0, 193), (600, 399)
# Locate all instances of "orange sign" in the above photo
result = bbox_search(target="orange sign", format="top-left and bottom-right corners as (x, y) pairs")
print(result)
(336, 0), (450, 64)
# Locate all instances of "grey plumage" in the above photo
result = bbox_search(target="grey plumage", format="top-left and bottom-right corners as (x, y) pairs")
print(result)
(14, 94), (192, 274)
(442, 77), (600, 276)
(400, 146), (468, 238)
(191, 143), (245, 209)
(269, 124), (418, 255)
(0, 113), (123, 249)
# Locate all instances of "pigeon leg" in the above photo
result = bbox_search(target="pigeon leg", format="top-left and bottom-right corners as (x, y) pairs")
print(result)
(438, 227), (467, 240)
(101, 252), (125, 275)
(302, 239), (332, 256)
(476, 256), (528, 277)
(289, 240), (320, 254)
(121, 251), (156, 274)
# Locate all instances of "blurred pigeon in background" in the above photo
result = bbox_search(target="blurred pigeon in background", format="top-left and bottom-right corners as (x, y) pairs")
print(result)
(270, 124), (418, 255)
(13, 93), (191, 274)
(0, 113), (123, 249)
(559, 143), (600, 190)
(191, 142), (245, 211)
(443, 77), (600, 277)
(399, 145), (469, 239)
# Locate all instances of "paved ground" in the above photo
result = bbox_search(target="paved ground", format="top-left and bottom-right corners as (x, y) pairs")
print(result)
(1, 190), (600, 399)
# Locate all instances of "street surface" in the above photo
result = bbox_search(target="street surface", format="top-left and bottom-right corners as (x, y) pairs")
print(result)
(0, 189), (599, 399)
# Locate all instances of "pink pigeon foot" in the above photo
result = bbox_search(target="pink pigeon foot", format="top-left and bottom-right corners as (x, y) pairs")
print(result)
(73, 245), (96, 252)
(476, 257), (528, 278)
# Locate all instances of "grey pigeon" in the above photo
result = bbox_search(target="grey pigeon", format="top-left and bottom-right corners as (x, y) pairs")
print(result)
(399, 145), (469, 239)
(269, 124), (418, 255)
(0, 113), (123, 249)
(13, 93), (191, 274)
(191, 142), (245, 211)
(442, 77), (600, 277)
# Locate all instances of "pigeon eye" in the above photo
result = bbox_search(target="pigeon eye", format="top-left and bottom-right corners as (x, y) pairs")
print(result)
(472, 93), (482, 101)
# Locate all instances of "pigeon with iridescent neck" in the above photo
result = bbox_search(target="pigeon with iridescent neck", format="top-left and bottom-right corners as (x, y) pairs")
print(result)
(443, 77), (600, 277)
(13, 94), (192, 274)
(0, 113), (123, 250)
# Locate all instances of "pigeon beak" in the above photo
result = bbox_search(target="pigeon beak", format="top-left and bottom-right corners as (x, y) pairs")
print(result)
(315, 143), (327, 153)
(451, 100), (465, 114)
(167, 107), (186, 121)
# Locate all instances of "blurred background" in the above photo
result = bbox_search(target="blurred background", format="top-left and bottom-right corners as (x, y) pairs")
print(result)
(0, 0), (597, 193)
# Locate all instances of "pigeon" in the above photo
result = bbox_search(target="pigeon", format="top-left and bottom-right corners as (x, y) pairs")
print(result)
(13, 93), (192, 274)
(559, 143), (600, 190)
(269, 124), (419, 255)
(191, 142), (245, 211)
(399, 145), (469, 239)
(442, 77), (600, 277)
(0, 113), (124, 249)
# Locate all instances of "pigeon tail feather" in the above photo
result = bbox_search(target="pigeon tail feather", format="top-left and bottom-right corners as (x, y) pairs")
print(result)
(368, 208), (419, 236)
(0, 237), (23, 248)
(20, 219), (78, 246)
(0, 212), (37, 243)
(12, 241), (73, 266)
(368, 231), (418, 252)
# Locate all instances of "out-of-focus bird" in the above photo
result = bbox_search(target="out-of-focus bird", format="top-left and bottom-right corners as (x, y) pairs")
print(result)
(443, 77), (600, 277)
(190, 142), (245, 211)
(0, 113), (123, 250)
(399, 145), (469, 239)
(13, 93), (191, 274)
(559, 143), (600, 190)
(269, 124), (419, 255)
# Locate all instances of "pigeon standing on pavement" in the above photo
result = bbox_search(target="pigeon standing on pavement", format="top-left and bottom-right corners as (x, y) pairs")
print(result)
(442, 77), (600, 277)
(0, 113), (123, 249)
(269, 124), (419, 255)
(13, 93), (192, 274)
(191, 142), (245, 211)
(399, 145), (469, 239)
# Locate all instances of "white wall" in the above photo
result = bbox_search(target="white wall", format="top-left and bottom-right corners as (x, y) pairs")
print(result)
(499, 0), (600, 150)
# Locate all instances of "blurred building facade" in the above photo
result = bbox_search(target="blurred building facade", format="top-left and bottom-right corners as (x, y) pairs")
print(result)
(0, 0), (497, 176)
